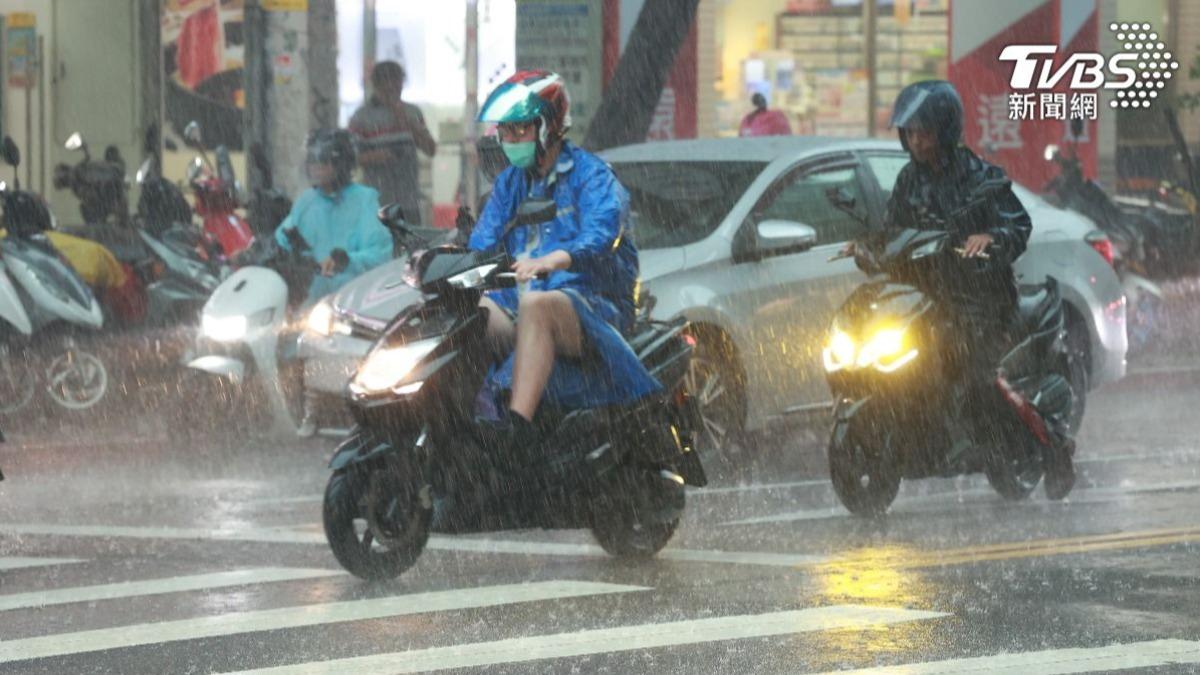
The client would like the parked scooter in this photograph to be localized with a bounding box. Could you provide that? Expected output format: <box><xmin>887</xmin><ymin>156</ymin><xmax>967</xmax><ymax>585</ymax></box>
<box><xmin>1043</xmin><ymin>120</ymin><xmax>1164</xmax><ymax>353</ymax></box>
<box><xmin>321</xmin><ymin>201</ymin><xmax>705</xmax><ymax>581</ymax></box>
<box><xmin>55</xmin><ymin>126</ymin><xmax>220</xmax><ymax>328</ymax></box>
<box><xmin>822</xmin><ymin>192</ymin><xmax>1083</xmax><ymax>515</ymax></box>
<box><xmin>181</xmin><ymin>121</ymin><xmax>256</xmax><ymax>259</ymax></box>
<box><xmin>0</xmin><ymin>136</ymin><xmax>107</xmax><ymax>413</ymax></box>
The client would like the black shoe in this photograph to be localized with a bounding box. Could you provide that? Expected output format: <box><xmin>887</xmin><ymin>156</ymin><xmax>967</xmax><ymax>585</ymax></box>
<box><xmin>1044</xmin><ymin>438</ymin><xmax>1076</xmax><ymax>500</ymax></box>
<box><xmin>477</xmin><ymin>412</ymin><xmax>543</xmax><ymax>471</ymax></box>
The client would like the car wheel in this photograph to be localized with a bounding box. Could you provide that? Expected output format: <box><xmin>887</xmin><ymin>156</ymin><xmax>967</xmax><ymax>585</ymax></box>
<box><xmin>683</xmin><ymin>331</ymin><xmax>746</xmax><ymax>461</ymax></box>
<box><xmin>1063</xmin><ymin>314</ymin><xmax>1090</xmax><ymax>434</ymax></box>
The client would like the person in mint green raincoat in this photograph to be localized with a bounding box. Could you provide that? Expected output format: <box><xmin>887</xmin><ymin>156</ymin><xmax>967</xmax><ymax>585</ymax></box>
<box><xmin>469</xmin><ymin>70</ymin><xmax>661</xmax><ymax>454</ymax></box>
<box><xmin>274</xmin><ymin>128</ymin><xmax>392</xmax><ymax>307</ymax></box>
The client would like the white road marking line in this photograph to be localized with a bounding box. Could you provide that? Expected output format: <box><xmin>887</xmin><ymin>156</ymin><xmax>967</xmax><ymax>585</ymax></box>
<box><xmin>0</xmin><ymin>556</ymin><xmax>85</xmax><ymax>571</ymax></box>
<box><xmin>721</xmin><ymin>479</ymin><xmax>1200</xmax><ymax>526</ymax></box>
<box><xmin>0</xmin><ymin>568</ymin><xmax>342</xmax><ymax>612</ymax></box>
<box><xmin>243</xmin><ymin>479</ymin><xmax>835</xmax><ymax>506</ymax></box>
<box><xmin>223</xmin><ymin>604</ymin><xmax>949</xmax><ymax>675</ymax></box>
<box><xmin>814</xmin><ymin>638</ymin><xmax>1200</xmax><ymax>674</ymax></box>
<box><xmin>0</xmin><ymin>523</ymin><xmax>830</xmax><ymax>567</ymax></box>
<box><xmin>0</xmin><ymin>580</ymin><xmax>644</xmax><ymax>664</ymax></box>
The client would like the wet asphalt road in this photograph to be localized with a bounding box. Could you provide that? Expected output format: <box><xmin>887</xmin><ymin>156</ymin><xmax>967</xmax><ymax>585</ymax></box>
<box><xmin>1</xmin><ymin>362</ymin><xmax>1199</xmax><ymax>674</ymax></box>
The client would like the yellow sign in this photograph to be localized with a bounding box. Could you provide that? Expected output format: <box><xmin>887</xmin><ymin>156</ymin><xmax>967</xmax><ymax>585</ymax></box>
<box><xmin>8</xmin><ymin>12</ymin><xmax>36</xmax><ymax>28</ymax></box>
<box><xmin>262</xmin><ymin>0</ymin><xmax>307</xmax><ymax>10</ymax></box>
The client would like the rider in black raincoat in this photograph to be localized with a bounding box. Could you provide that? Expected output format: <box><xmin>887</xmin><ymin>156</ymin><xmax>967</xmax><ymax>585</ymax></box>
<box><xmin>884</xmin><ymin>80</ymin><xmax>1032</xmax><ymax>379</ymax></box>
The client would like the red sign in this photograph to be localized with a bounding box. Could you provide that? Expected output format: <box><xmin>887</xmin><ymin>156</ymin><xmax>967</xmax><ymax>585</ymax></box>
<box><xmin>949</xmin><ymin>1</ymin><xmax>1099</xmax><ymax>191</ymax></box>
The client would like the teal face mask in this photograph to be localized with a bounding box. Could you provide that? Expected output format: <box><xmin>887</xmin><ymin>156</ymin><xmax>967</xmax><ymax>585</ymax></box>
<box><xmin>501</xmin><ymin>141</ymin><xmax>538</xmax><ymax>169</ymax></box>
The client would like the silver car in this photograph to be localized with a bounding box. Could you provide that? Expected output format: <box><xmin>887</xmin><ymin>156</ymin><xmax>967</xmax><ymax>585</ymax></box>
<box><xmin>301</xmin><ymin>137</ymin><xmax>1127</xmax><ymax>450</ymax></box>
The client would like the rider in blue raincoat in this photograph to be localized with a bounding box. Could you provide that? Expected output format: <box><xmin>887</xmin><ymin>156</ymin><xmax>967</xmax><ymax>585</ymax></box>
<box><xmin>469</xmin><ymin>70</ymin><xmax>661</xmax><ymax>454</ymax></box>
<box><xmin>275</xmin><ymin>129</ymin><xmax>392</xmax><ymax>307</ymax></box>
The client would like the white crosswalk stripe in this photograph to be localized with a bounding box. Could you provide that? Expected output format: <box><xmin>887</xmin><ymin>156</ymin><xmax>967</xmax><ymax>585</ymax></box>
<box><xmin>221</xmin><ymin>605</ymin><xmax>950</xmax><ymax>674</ymax></box>
<box><xmin>0</xmin><ymin>567</ymin><xmax>343</xmax><ymax>612</ymax></box>
<box><xmin>0</xmin><ymin>522</ymin><xmax>832</xmax><ymax>567</ymax></box>
<box><xmin>0</xmin><ymin>580</ymin><xmax>645</xmax><ymax>664</ymax></box>
<box><xmin>814</xmin><ymin>639</ymin><xmax>1200</xmax><ymax>674</ymax></box>
<box><xmin>0</xmin><ymin>556</ymin><xmax>84</xmax><ymax>571</ymax></box>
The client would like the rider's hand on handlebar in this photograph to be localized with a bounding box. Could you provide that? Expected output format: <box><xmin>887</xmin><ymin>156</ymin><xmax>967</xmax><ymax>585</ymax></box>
<box><xmin>513</xmin><ymin>250</ymin><xmax>571</xmax><ymax>282</ymax></box>
<box><xmin>961</xmin><ymin>233</ymin><xmax>994</xmax><ymax>258</ymax></box>
<box><xmin>320</xmin><ymin>258</ymin><xmax>338</xmax><ymax>277</ymax></box>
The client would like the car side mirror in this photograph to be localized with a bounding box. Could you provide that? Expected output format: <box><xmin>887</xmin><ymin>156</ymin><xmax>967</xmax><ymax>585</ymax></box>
<box><xmin>735</xmin><ymin>219</ymin><xmax>818</xmax><ymax>263</ymax></box>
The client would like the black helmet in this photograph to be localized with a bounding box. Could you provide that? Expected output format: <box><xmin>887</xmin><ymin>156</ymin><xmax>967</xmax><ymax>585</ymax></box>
<box><xmin>305</xmin><ymin>128</ymin><xmax>357</xmax><ymax>189</ymax></box>
<box><xmin>890</xmin><ymin>80</ymin><xmax>963</xmax><ymax>152</ymax></box>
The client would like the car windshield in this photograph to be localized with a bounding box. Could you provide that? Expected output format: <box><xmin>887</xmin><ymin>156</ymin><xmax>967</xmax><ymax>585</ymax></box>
<box><xmin>610</xmin><ymin>161</ymin><xmax>767</xmax><ymax>249</ymax></box>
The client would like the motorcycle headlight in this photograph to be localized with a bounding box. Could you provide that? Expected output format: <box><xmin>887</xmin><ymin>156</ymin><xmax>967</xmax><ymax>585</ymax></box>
<box><xmin>352</xmin><ymin>338</ymin><xmax>440</xmax><ymax>394</ymax></box>
<box><xmin>202</xmin><ymin>314</ymin><xmax>247</xmax><ymax>343</ymax></box>
<box><xmin>822</xmin><ymin>330</ymin><xmax>856</xmax><ymax>372</ymax></box>
<box><xmin>823</xmin><ymin>326</ymin><xmax>919</xmax><ymax>373</ymax></box>
<box><xmin>447</xmin><ymin>264</ymin><xmax>498</xmax><ymax>290</ymax></box>
<box><xmin>306</xmin><ymin>300</ymin><xmax>334</xmax><ymax>337</ymax></box>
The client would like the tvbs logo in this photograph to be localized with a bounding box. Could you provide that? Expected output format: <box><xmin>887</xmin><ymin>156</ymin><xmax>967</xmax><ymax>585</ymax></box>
<box><xmin>1000</xmin><ymin>22</ymin><xmax>1177</xmax><ymax>109</ymax></box>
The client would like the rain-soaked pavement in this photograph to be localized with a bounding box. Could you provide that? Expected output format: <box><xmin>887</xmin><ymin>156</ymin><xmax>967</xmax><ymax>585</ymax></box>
<box><xmin>1</xmin><ymin>348</ymin><xmax>1199</xmax><ymax>672</ymax></box>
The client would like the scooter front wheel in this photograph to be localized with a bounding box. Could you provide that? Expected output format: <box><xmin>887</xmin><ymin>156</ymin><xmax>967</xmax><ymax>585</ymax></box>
<box><xmin>323</xmin><ymin>462</ymin><xmax>431</xmax><ymax>581</ymax></box>
<box><xmin>828</xmin><ymin>418</ymin><xmax>901</xmax><ymax>517</ymax></box>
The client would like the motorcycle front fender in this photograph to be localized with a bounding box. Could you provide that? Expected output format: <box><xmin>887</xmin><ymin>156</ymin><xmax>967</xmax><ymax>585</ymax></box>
<box><xmin>328</xmin><ymin>430</ymin><xmax>401</xmax><ymax>471</ymax></box>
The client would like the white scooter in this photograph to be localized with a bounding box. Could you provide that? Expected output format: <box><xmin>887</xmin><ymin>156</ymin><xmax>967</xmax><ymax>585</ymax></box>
<box><xmin>183</xmin><ymin>231</ymin><xmax>317</xmax><ymax>435</ymax></box>
<box><xmin>0</xmin><ymin>136</ymin><xmax>107</xmax><ymax>414</ymax></box>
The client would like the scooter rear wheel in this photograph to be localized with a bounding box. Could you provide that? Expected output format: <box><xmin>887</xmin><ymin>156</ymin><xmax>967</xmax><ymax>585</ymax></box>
<box><xmin>323</xmin><ymin>462</ymin><xmax>431</xmax><ymax>581</ymax></box>
<box><xmin>828</xmin><ymin>419</ymin><xmax>901</xmax><ymax>517</ymax></box>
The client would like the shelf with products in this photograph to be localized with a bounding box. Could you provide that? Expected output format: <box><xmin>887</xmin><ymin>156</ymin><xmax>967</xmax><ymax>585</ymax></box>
<box><xmin>764</xmin><ymin>8</ymin><xmax>947</xmax><ymax>134</ymax></box>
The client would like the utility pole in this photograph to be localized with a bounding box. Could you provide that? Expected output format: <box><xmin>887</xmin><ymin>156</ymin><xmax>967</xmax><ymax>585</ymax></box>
<box><xmin>863</xmin><ymin>0</ymin><xmax>878</xmax><ymax>137</ymax></box>
<box><xmin>244</xmin><ymin>1</ymin><xmax>269</xmax><ymax>200</ymax></box>
<box><xmin>364</xmin><ymin>0</ymin><xmax>376</xmax><ymax>90</ymax></box>
<box><xmin>138</xmin><ymin>0</ymin><xmax>163</xmax><ymax>166</ymax></box>
<box><xmin>464</xmin><ymin>0</ymin><xmax>480</xmax><ymax>212</ymax></box>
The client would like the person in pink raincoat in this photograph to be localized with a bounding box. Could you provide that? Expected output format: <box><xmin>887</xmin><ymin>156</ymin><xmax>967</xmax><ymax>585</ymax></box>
<box><xmin>739</xmin><ymin>93</ymin><xmax>793</xmax><ymax>137</ymax></box>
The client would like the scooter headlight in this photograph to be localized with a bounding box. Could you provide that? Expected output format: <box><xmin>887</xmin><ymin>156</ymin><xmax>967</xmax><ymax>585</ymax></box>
<box><xmin>202</xmin><ymin>308</ymin><xmax>273</xmax><ymax>343</ymax></box>
<box><xmin>202</xmin><ymin>314</ymin><xmax>247</xmax><ymax>342</ymax></box>
<box><xmin>822</xmin><ymin>330</ymin><xmax>857</xmax><ymax>372</ymax></box>
<box><xmin>823</xmin><ymin>326</ymin><xmax>918</xmax><ymax>373</ymax></box>
<box><xmin>306</xmin><ymin>300</ymin><xmax>335</xmax><ymax>337</ymax></box>
<box><xmin>857</xmin><ymin>328</ymin><xmax>911</xmax><ymax>370</ymax></box>
<box><xmin>352</xmin><ymin>337</ymin><xmax>440</xmax><ymax>394</ymax></box>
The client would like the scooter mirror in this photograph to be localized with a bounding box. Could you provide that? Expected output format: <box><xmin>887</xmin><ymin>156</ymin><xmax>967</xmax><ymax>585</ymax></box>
<box><xmin>184</xmin><ymin>121</ymin><xmax>202</xmax><ymax>147</ymax></box>
<box><xmin>1</xmin><ymin>136</ymin><xmax>20</xmax><ymax>168</ymax></box>
<box><xmin>136</xmin><ymin>157</ymin><xmax>153</xmax><ymax>184</ymax></box>
<box><xmin>377</xmin><ymin>202</ymin><xmax>411</xmax><ymax>231</ymax></box>
<box><xmin>65</xmin><ymin>132</ymin><xmax>84</xmax><ymax>151</ymax></box>
<box><xmin>1043</xmin><ymin>144</ymin><xmax>1059</xmax><ymax>162</ymax></box>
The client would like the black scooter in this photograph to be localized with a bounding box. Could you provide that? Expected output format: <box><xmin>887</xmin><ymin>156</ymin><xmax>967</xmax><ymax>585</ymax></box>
<box><xmin>822</xmin><ymin>184</ymin><xmax>1083</xmax><ymax>516</ymax></box>
<box><xmin>322</xmin><ymin>200</ymin><xmax>705</xmax><ymax>580</ymax></box>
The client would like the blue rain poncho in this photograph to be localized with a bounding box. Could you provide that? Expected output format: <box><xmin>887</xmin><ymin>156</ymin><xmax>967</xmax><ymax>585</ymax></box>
<box><xmin>469</xmin><ymin>141</ymin><xmax>661</xmax><ymax>409</ymax></box>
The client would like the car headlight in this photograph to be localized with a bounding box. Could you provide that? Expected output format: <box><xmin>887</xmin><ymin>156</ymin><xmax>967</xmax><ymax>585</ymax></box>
<box><xmin>352</xmin><ymin>337</ymin><xmax>440</xmax><ymax>393</ymax></box>
<box><xmin>306</xmin><ymin>300</ymin><xmax>334</xmax><ymax>337</ymax></box>
<box><xmin>202</xmin><ymin>314</ymin><xmax>247</xmax><ymax>342</ymax></box>
<box><xmin>447</xmin><ymin>264</ymin><xmax>498</xmax><ymax>289</ymax></box>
